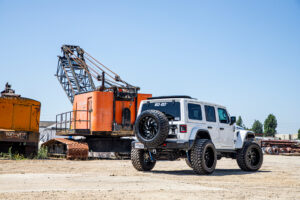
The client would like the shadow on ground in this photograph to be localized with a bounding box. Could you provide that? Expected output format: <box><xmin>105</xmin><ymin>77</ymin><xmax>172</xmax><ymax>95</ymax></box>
<box><xmin>151</xmin><ymin>169</ymin><xmax>271</xmax><ymax>176</ymax></box>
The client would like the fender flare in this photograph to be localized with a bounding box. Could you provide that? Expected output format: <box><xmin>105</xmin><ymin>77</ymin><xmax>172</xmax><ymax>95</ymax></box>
<box><xmin>235</xmin><ymin>130</ymin><xmax>255</xmax><ymax>149</ymax></box>
<box><xmin>188</xmin><ymin>127</ymin><xmax>211</xmax><ymax>149</ymax></box>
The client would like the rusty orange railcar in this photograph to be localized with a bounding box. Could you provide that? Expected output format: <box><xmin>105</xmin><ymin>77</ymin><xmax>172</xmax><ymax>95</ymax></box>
<box><xmin>0</xmin><ymin>83</ymin><xmax>41</xmax><ymax>156</ymax></box>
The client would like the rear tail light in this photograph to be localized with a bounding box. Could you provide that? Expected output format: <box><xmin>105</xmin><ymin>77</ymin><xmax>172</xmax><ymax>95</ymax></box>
<box><xmin>180</xmin><ymin>125</ymin><xmax>187</xmax><ymax>133</ymax></box>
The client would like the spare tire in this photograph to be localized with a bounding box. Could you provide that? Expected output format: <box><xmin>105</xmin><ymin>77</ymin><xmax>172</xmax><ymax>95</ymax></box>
<box><xmin>135</xmin><ymin>110</ymin><xmax>169</xmax><ymax>147</ymax></box>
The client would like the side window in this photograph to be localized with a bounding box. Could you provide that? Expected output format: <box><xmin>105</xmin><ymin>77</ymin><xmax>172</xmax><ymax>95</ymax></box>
<box><xmin>204</xmin><ymin>105</ymin><xmax>216</xmax><ymax>122</ymax></box>
<box><xmin>218</xmin><ymin>108</ymin><xmax>229</xmax><ymax>124</ymax></box>
<box><xmin>188</xmin><ymin>104</ymin><xmax>202</xmax><ymax>120</ymax></box>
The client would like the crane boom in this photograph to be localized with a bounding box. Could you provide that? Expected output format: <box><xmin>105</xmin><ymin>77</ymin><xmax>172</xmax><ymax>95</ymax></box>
<box><xmin>56</xmin><ymin>45</ymin><xmax>139</xmax><ymax>103</ymax></box>
<box><xmin>56</xmin><ymin>45</ymin><xmax>95</xmax><ymax>103</ymax></box>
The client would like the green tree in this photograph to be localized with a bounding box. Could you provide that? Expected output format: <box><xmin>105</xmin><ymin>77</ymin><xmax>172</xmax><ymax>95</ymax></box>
<box><xmin>298</xmin><ymin>129</ymin><xmax>300</xmax><ymax>140</ymax></box>
<box><xmin>264</xmin><ymin>114</ymin><xmax>277</xmax><ymax>137</ymax></box>
<box><xmin>236</xmin><ymin>116</ymin><xmax>243</xmax><ymax>127</ymax></box>
<box><xmin>236</xmin><ymin>116</ymin><xmax>249</xmax><ymax>129</ymax></box>
<box><xmin>252</xmin><ymin>120</ymin><xmax>263</xmax><ymax>134</ymax></box>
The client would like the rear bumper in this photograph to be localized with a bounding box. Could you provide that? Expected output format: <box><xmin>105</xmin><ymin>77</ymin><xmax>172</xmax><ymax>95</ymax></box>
<box><xmin>132</xmin><ymin>141</ymin><xmax>191</xmax><ymax>150</ymax></box>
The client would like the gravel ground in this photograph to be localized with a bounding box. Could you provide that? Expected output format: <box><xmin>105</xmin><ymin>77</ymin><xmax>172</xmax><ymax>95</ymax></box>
<box><xmin>0</xmin><ymin>155</ymin><xmax>299</xmax><ymax>200</ymax></box>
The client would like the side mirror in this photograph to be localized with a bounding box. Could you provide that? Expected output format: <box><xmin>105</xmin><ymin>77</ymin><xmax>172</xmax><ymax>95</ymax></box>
<box><xmin>230</xmin><ymin>116</ymin><xmax>236</xmax><ymax>125</ymax></box>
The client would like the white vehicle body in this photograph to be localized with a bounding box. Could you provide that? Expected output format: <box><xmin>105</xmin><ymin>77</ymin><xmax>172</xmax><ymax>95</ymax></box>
<box><xmin>137</xmin><ymin>97</ymin><xmax>255</xmax><ymax>152</ymax></box>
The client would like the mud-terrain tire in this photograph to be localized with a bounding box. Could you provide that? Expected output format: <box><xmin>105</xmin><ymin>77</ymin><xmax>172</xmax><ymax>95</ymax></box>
<box><xmin>236</xmin><ymin>142</ymin><xmax>263</xmax><ymax>171</ymax></box>
<box><xmin>135</xmin><ymin>110</ymin><xmax>169</xmax><ymax>147</ymax></box>
<box><xmin>131</xmin><ymin>148</ymin><xmax>156</xmax><ymax>171</ymax></box>
<box><xmin>190</xmin><ymin>139</ymin><xmax>217</xmax><ymax>175</ymax></box>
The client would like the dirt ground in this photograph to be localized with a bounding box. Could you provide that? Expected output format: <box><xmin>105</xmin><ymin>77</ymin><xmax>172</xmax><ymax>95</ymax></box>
<box><xmin>0</xmin><ymin>155</ymin><xmax>299</xmax><ymax>200</ymax></box>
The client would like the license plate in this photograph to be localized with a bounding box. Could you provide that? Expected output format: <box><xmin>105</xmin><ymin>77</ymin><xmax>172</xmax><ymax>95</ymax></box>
<box><xmin>134</xmin><ymin>143</ymin><xmax>144</xmax><ymax>149</ymax></box>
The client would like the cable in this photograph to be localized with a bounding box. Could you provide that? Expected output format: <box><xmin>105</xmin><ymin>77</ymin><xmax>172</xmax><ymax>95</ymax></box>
<box><xmin>84</xmin><ymin>51</ymin><xmax>118</xmax><ymax>76</ymax></box>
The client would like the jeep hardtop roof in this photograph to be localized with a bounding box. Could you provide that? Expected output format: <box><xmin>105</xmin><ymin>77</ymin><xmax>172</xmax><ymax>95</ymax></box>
<box><xmin>148</xmin><ymin>95</ymin><xmax>192</xmax><ymax>100</ymax></box>
<box><xmin>144</xmin><ymin>95</ymin><xmax>225</xmax><ymax>109</ymax></box>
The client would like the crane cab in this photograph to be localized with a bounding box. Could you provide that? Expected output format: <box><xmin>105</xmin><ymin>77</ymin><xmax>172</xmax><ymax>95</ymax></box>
<box><xmin>56</xmin><ymin>91</ymin><xmax>151</xmax><ymax>136</ymax></box>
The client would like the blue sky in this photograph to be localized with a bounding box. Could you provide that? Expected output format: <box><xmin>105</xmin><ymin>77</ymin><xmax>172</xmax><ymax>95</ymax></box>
<box><xmin>0</xmin><ymin>0</ymin><xmax>299</xmax><ymax>134</ymax></box>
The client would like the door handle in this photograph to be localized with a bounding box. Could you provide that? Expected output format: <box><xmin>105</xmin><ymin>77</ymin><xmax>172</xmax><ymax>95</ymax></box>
<box><xmin>220</xmin><ymin>127</ymin><xmax>224</xmax><ymax>130</ymax></box>
<box><xmin>207</xmin><ymin>126</ymin><xmax>212</xmax><ymax>129</ymax></box>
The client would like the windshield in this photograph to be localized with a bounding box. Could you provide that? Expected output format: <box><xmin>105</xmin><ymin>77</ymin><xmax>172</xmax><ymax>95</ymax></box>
<box><xmin>141</xmin><ymin>102</ymin><xmax>181</xmax><ymax>121</ymax></box>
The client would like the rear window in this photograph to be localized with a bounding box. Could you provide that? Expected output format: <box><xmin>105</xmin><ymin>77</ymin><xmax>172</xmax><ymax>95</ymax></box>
<box><xmin>141</xmin><ymin>102</ymin><xmax>181</xmax><ymax>121</ymax></box>
<box><xmin>205</xmin><ymin>105</ymin><xmax>216</xmax><ymax>122</ymax></box>
<box><xmin>188</xmin><ymin>103</ymin><xmax>202</xmax><ymax>120</ymax></box>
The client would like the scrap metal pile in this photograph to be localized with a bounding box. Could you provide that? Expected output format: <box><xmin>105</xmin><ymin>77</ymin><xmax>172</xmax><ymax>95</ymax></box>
<box><xmin>261</xmin><ymin>140</ymin><xmax>300</xmax><ymax>155</ymax></box>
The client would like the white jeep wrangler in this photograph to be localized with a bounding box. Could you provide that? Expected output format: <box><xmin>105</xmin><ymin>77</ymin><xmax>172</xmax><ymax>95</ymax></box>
<box><xmin>131</xmin><ymin>96</ymin><xmax>263</xmax><ymax>175</ymax></box>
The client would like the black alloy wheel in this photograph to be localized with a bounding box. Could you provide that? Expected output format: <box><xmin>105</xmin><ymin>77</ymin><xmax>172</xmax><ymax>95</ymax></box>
<box><xmin>139</xmin><ymin>116</ymin><xmax>158</xmax><ymax>140</ymax></box>
<box><xmin>204</xmin><ymin>146</ymin><xmax>215</xmax><ymax>169</ymax></box>
<box><xmin>246</xmin><ymin>147</ymin><xmax>260</xmax><ymax>167</ymax></box>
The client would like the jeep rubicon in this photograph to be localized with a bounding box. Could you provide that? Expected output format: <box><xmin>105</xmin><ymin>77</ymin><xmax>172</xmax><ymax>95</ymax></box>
<box><xmin>131</xmin><ymin>96</ymin><xmax>263</xmax><ymax>175</ymax></box>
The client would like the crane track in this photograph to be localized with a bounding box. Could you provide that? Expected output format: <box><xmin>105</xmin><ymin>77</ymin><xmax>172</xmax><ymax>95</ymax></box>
<box><xmin>42</xmin><ymin>138</ymin><xmax>89</xmax><ymax>160</ymax></box>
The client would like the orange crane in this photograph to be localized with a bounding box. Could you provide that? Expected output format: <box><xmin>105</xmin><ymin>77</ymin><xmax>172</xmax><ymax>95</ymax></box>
<box><xmin>43</xmin><ymin>45</ymin><xmax>151</xmax><ymax>159</ymax></box>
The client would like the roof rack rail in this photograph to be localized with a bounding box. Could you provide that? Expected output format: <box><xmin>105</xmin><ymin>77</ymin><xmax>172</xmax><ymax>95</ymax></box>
<box><xmin>148</xmin><ymin>95</ymin><xmax>192</xmax><ymax>100</ymax></box>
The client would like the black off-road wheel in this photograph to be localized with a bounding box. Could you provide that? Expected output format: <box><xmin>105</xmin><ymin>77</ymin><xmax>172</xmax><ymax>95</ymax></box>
<box><xmin>190</xmin><ymin>139</ymin><xmax>217</xmax><ymax>175</ymax></box>
<box><xmin>135</xmin><ymin>110</ymin><xmax>169</xmax><ymax>147</ymax></box>
<box><xmin>236</xmin><ymin>142</ymin><xmax>263</xmax><ymax>171</ymax></box>
<box><xmin>131</xmin><ymin>148</ymin><xmax>156</xmax><ymax>171</ymax></box>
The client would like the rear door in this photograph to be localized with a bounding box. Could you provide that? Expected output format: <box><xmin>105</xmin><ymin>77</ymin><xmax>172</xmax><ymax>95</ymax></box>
<box><xmin>204</xmin><ymin>105</ymin><xmax>220</xmax><ymax>149</ymax></box>
<box><xmin>186</xmin><ymin>103</ymin><xmax>204</xmax><ymax>141</ymax></box>
<box><xmin>217</xmin><ymin>108</ymin><xmax>235</xmax><ymax>149</ymax></box>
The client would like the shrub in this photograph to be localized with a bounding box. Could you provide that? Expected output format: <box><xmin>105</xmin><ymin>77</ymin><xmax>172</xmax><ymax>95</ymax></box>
<box><xmin>36</xmin><ymin>146</ymin><xmax>48</xmax><ymax>159</ymax></box>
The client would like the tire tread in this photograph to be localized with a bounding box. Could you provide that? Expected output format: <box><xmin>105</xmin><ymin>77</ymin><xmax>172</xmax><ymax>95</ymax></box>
<box><xmin>190</xmin><ymin>139</ymin><xmax>217</xmax><ymax>175</ymax></box>
<box><xmin>131</xmin><ymin>148</ymin><xmax>156</xmax><ymax>171</ymax></box>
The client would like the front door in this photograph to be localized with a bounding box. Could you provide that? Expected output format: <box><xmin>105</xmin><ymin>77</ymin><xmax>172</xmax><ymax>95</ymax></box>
<box><xmin>217</xmin><ymin>108</ymin><xmax>235</xmax><ymax>149</ymax></box>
